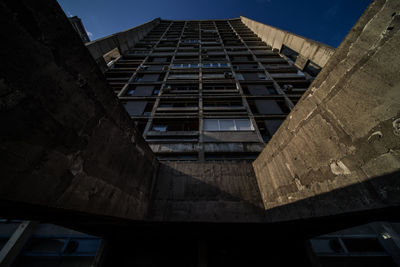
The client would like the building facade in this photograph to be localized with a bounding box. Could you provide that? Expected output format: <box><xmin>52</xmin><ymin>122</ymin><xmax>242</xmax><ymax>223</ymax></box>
<box><xmin>104</xmin><ymin>19</ymin><xmax>316</xmax><ymax>161</ymax></box>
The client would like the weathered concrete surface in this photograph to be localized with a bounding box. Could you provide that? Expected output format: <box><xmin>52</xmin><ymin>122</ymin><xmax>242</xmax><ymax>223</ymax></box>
<box><xmin>0</xmin><ymin>0</ymin><xmax>158</xmax><ymax>220</ymax></box>
<box><xmin>86</xmin><ymin>18</ymin><xmax>160</xmax><ymax>71</ymax></box>
<box><xmin>241</xmin><ymin>16</ymin><xmax>335</xmax><ymax>68</ymax></box>
<box><xmin>150</xmin><ymin>162</ymin><xmax>265</xmax><ymax>222</ymax></box>
<box><xmin>253</xmin><ymin>0</ymin><xmax>400</xmax><ymax>222</ymax></box>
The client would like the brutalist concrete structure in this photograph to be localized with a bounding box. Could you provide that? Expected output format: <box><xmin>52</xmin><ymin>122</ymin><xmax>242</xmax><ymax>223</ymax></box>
<box><xmin>0</xmin><ymin>0</ymin><xmax>400</xmax><ymax>266</ymax></box>
<box><xmin>95</xmin><ymin>18</ymin><xmax>329</xmax><ymax>164</ymax></box>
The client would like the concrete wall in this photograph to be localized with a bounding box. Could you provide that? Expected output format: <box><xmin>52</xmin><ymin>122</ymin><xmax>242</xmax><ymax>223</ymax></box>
<box><xmin>253</xmin><ymin>0</ymin><xmax>400</xmax><ymax>222</ymax></box>
<box><xmin>240</xmin><ymin>16</ymin><xmax>335</xmax><ymax>69</ymax></box>
<box><xmin>0</xmin><ymin>0</ymin><xmax>158</xmax><ymax>220</ymax></box>
<box><xmin>85</xmin><ymin>18</ymin><xmax>160</xmax><ymax>71</ymax></box>
<box><xmin>150</xmin><ymin>161</ymin><xmax>265</xmax><ymax>222</ymax></box>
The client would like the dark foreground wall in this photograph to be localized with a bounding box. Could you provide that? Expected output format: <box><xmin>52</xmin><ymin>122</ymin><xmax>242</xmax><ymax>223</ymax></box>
<box><xmin>253</xmin><ymin>0</ymin><xmax>400</xmax><ymax>221</ymax></box>
<box><xmin>0</xmin><ymin>0</ymin><xmax>158</xmax><ymax>220</ymax></box>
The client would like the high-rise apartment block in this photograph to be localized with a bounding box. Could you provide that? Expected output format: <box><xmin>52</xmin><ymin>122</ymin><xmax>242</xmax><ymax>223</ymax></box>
<box><xmin>103</xmin><ymin>19</ymin><xmax>315</xmax><ymax>161</ymax></box>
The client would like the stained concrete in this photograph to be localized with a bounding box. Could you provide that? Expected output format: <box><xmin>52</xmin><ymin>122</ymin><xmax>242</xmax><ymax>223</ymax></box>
<box><xmin>253</xmin><ymin>0</ymin><xmax>400</xmax><ymax>222</ymax></box>
<box><xmin>0</xmin><ymin>0</ymin><xmax>158</xmax><ymax>220</ymax></box>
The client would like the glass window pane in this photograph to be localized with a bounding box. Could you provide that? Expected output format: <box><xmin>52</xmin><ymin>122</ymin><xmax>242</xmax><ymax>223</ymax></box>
<box><xmin>235</xmin><ymin>119</ymin><xmax>252</xmax><ymax>131</ymax></box>
<box><xmin>204</xmin><ymin>119</ymin><xmax>219</xmax><ymax>131</ymax></box>
<box><xmin>159</xmin><ymin>103</ymin><xmax>173</xmax><ymax>107</ymax></box>
<box><xmin>153</xmin><ymin>125</ymin><xmax>167</xmax><ymax>132</ymax></box>
<box><xmin>220</xmin><ymin>119</ymin><xmax>235</xmax><ymax>130</ymax></box>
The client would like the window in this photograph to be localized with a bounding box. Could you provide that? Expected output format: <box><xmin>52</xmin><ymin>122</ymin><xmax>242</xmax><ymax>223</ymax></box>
<box><xmin>124</xmin><ymin>101</ymin><xmax>147</xmax><ymax>116</ymax></box>
<box><xmin>203</xmin><ymin>119</ymin><xmax>253</xmax><ymax>131</ymax></box>
<box><xmin>238</xmin><ymin>72</ymin><xmax>268</xmax><ymax>81</ymax></box>
<box><xmin>236</xmin><ymin>119</ymin><xmax>252</xmax><ymax>130</ymax></box>
<box><xmin>21</xmin><ymin>236</ymin><xmax>101</xmax><ymax>257</ymax></box>
<box><xmin>220</xmin><ymin>120</ymin><xmax>235</xmax><ymax>130</ymax></box>
<box><xmin>159</xmin><ymin>103</ymin><xmax>173</xmax><ymax>108</ymax></box>
<box><xmin>202</xmin><ymin>63</ymin><xmax>230</xmax><ymax>68</ymax></box>
<box><xmin>245</xmin><ymin>85</ymin><xmax>276</xmax><ymax>95</ymax></box>
<box><xmin>171</xmin><ymin>63</ymin><xmax>199</xmax><ymax>69</ymax></box>
<box><xmin>151</xmin><ymin>119</ymin><xmax>199</xmax><ymax>132</ymax></box>
<box><xmin>203</xmin><ymin>73</ymin><xmax>226</xmax><ymax>79</ymax></box>
<box><xmin>183</xmin><ymin>39</ymin><xmax>200</xmax><ymax>43</ymax></box>
<box><xmin>135</xmin><ymin>74</ymin><xmax>160</xmax><ymax>82</ymax></box>
<box><xmin>152</xmin><ymin>57</ymin><xmax>168</xmax><ymax>62</ymax></box>
<box><xmin>203</xmin><ymin>101</ymin><xmax>243</xmax><ymax>107</ymax></box>
<box><xmin>125</xmin><ymin>85</ymin><xmax>156</xmax><ymax>96</ymax></box>
<box><xmin>168</xmin><ymin>73</ymin><xmax>198</xmax><ymax>79</ymax></box>
<box><xmin>281</xmin><ymin>45</ymin><xmax>298</xmax><ymax>62</ymax></box>
<box><xmin>203</xmin><ymin>119</ymin><xmax>218</xmax><ymax>131</ymax></box>
<box><xmin>304</xmin><ymin>60</ymin><xmax>322</xmax><ymax>77</ymax></box>
<box><xmin>152</xmin><ymin>125</ymin><xmax>167</xmax><ymax>132</ymax></box>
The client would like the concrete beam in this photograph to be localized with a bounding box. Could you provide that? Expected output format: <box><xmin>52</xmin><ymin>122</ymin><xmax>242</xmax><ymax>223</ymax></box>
<box><xmin>0</xmin><ymin>221</ymin><xmax>37</xmax><ymax>267</ymax></box>
<box><xmin>240</xmin><ymin>16</ymin><xmax>335</xmax><ymax>68</ymax></box>
<box><xmin>253</xmin><ymin>0</ymin><xmax>400</xmax><ymax>222</ymax></box>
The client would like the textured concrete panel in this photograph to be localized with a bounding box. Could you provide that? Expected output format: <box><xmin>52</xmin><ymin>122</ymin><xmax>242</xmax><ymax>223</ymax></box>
<box><xmin>253</xmin><ymin>0</ymin><xmax>400</xmax><ymax>222</ymax></box>
<box><xmin>150</xmin><ymin>162</ymin><xmax>265</xmax><ymax>222</ymax></box>
<box><xmin>0</xmin><ymin>0</ymin><xmax>158</xmax><ymax>220</ymax></box>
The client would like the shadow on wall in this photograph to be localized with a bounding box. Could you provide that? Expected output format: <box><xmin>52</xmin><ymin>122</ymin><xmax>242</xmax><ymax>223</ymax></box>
<box><xmin>0</xmin><ymin>166</ymin><xmax>399</xmax><ymax>242</ymax></box>
<box><xmin>262</xmin><ymin>169</ymin><xmax>400</xmax><ymax>235</ymax></box>
<box><xmin>149</xmin><ymin>161</ymin><xmax>266</xmax><ymax>222</ymax></box>
<box><xmin>149</xmin><ymin>164</ymin><xmax>400</xmax><ymax>238</ymax></box>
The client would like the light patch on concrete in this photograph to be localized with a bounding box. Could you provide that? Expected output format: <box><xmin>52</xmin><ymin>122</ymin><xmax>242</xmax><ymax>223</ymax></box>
<box><xmin>393</xmin><ymin>118</ymin><xmax>400</xmax><ymax>136</ymax></box>
<box><xmin>294</xmin><ymin>178</ymin><xmax>305</xmax><ymax>191</ymax></box>
<box><xmin>285</xmin><ymin>162</ymin><xmax>295</xmax><ymax>178</ymax></box>
<box><xmin>69</xmin><ymin>153</ymin><xmax>84</xmax><ymax>176</ymax></box>
<box><xmin>368</xmin><ymin>131</ymin><xmax>383</xmax><ymax>142</ymax></box>
<box><xmin>330</xmin><ymin>160</ymin><xmax>351</xmax><ymax>175</ymax></box>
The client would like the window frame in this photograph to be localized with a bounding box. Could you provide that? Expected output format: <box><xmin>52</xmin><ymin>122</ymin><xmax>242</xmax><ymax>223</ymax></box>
<box><xmin>203</xmin><ymin>118</ymin><xmax>254</xmax><ymax>131</ymax></box>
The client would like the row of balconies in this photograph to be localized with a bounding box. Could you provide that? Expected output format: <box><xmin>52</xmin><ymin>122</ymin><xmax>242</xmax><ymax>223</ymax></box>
<box><xmin>121</xmin><ymin>96</ymin><xmax>295</xmax><ymax>119</ymax></box>
<box><xmin>107</xmin><ymin>69</ymin><xmax>306</xmax><ymax>85</ymax></box>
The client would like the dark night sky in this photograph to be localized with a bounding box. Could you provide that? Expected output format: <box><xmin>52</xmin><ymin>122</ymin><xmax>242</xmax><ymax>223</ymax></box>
<box><xmin>58</xmin><ymin>0</ymin><xmax>372</xmax><ymax>47</ymax></box>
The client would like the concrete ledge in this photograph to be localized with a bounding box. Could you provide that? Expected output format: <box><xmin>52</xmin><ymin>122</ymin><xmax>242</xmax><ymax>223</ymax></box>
<box><xmin>241</xmin><ymin>16</ymin><xmax>335</xmax><ymax>68</ymax></box>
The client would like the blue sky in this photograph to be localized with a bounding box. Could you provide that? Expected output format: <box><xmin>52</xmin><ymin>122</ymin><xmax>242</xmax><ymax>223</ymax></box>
<box><xmin>58</xmin><ymin>0</ymin><xmax>371</xmax><ymax>47</ymax></box>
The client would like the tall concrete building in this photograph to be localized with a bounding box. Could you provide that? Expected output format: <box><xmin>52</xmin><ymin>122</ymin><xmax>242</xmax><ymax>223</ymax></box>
<box><xmin>98</xmin><ymin>18</ymin><xmax>326</xmax><ymax>162</ymax></box>
<box><xmin>1</xmin><ymin>0</ymin><xmax>400</xmax><ymax>266</ymax></box>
